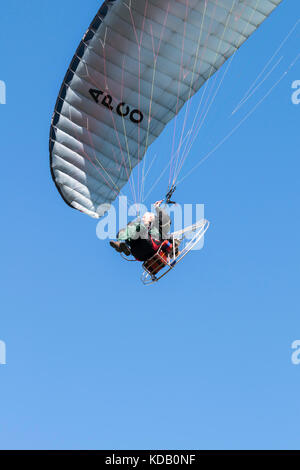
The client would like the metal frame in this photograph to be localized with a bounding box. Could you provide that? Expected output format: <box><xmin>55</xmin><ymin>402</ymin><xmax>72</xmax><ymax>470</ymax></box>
<box><xmin>141</xmin><ymin>219</ymin><xmax>210</xmax><ymax>285</ymax></box>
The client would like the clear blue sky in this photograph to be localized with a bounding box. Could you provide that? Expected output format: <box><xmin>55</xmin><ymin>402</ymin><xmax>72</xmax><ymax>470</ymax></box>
<box><xmin>0</xmin><ymin>0</ymin><xmax>299</xmax><ymax>450</ymax></box>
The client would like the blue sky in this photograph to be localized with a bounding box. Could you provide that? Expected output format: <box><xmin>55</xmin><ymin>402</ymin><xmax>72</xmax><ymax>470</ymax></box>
<box><xmin>0</xmin><ymin>0</ymin><xmax>300</xmax><ymax>450</ymax></box>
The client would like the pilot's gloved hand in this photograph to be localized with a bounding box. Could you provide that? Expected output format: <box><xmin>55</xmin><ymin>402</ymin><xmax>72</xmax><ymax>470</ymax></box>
<box><xmin>154</xmin><ymin>200</ymin><xmax>164</xmax><ymax>208</ymax></box>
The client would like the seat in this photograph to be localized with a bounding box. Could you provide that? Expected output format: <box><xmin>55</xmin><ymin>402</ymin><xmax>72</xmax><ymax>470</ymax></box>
<box><xmin>143</xmin><ymin>241</ymin><xmax>173</xmax><ymax>275</ymax></box>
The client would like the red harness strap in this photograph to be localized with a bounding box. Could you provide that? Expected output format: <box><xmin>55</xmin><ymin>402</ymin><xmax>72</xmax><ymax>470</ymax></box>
<box><xmin>150</xmin><ymin>237</ymin><xmax>161</xmax><ymax>251</ymax></box>
<box><xmin>151</xmin><ymin>238</ymin><xmax>173</xmax><ymax>253</ymax></box>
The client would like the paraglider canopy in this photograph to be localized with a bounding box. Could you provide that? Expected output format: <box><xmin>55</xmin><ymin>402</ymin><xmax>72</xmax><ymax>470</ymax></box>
<box><xmin>50</xmin><ymin>0</ymin><xmax>282</xmax><ymax>218</ymax></box>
